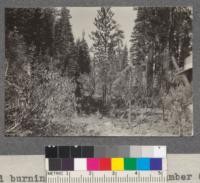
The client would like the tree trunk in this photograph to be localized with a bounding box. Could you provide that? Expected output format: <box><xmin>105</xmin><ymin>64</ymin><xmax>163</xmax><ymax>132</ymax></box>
<box><xmin>128</xmin><ymin>69</ymin><xmax>132</xmax><ymax>125</ymax></box>
<box><xmin>5</xmin><ymin>59</ymin><xmax>9</xmax><ymax>77</ymax></box>
<box><xmin>102</xmin><ymin>84</ymin><xmax>107</xmax><ymax>106</ymax></box>
<box><xmin>146</xmin><ymin>49</ymin><xmax>154</xmax><ymax>97</ymax></box>
<box><xmin>171</xmin><ymin>56</ymin><xmax>190</xmax><ymax>87</ymax></box>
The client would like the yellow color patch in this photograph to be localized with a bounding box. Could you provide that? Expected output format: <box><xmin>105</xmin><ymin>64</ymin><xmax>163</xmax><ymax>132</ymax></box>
<box><xmin>111</xmin><ymin>158</ymin><xmax>124</xmax><ymax>171</ymax></box>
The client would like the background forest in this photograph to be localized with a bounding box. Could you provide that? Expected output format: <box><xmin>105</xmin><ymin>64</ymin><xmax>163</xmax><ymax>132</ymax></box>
<box><xmin>5</xmin><ymin>7</ymin><xmax>192</xmax><ymax>136</ymax></box>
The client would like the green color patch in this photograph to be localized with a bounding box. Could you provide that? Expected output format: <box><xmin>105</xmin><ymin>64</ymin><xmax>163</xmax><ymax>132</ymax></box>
<box><xmin>124</xmin><ymin>158</ymin><xmax>136</xmax><ymax>170</ymax></box>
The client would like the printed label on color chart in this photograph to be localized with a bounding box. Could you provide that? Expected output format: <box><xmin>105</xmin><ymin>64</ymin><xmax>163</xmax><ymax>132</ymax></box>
<box><xmin>45</xmin><ymin>146</ymin><xmax>167</xmax><ymax>183</ymax></box>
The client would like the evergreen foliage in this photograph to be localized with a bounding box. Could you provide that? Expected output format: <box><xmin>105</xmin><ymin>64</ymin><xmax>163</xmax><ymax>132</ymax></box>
<box><xmin>54</xmin><ymin>8</ymin><xmax>78</xmax><ymax>77</ymax></box>
<box><xmin>5</xmin><ymin>8</ymin><xmax>55</xmax><ymax>55</ymax></box>
<box><xmin>130</xmin><ymin>7</ymin><xmax>192</xmax><ymax>95</ymax></box>
<box><xmin>91</xmin><ymin>7</ymin><xmax>124</xmax><ymax>105</ymax></box>
<box><xmin>75</xmin><ymin>36</ymin><xmax>91</xmax><ymax>74</ymax></box>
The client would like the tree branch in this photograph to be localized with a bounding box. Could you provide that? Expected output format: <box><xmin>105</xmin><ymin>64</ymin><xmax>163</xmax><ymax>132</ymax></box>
<box><xmin>5</xmin><ymin>80</ymin><xmax>21</xmax><ymax>91</ymax></box>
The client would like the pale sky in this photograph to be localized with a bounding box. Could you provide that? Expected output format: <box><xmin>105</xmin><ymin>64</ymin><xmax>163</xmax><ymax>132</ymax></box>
<box><xmin>68</xmin><ymin>7</ymin><xmax>137</xmax><ymax>50</ymax></box>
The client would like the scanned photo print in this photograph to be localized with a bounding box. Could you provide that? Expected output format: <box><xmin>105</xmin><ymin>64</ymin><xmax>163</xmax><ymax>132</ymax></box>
<box><xmin>5</xmin><ymin>7</ymin><xmax>193</xmax><ymax>136</ymax></box>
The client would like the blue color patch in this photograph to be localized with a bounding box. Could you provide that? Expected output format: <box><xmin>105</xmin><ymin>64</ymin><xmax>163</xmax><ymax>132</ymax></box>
<box><xmin>150</xmin><ymin>158</ymin><xmax>162</xmax><ymax>170</ymax></box>
<box><xmin>136</xmin><ymin>158</ymin><xmax>150</xmax><ymax>170</ymax></box>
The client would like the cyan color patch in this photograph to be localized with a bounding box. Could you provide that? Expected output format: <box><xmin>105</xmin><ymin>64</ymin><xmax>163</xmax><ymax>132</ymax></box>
<box><xmin>136</xmin><ymin>158</ymin><xmax>150</xmax><ymax>170</ymax></box>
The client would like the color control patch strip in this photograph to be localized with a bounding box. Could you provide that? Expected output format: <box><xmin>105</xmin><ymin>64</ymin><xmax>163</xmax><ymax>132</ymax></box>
<box><xmin>46</xmin><ymin>157</ymin><xmax>163</xmax><ymax>171</ymax></box>
<box><xmin>45</xmin><ymin>146</ymin><xmax>166</xmax><ymax>171</ymax></box>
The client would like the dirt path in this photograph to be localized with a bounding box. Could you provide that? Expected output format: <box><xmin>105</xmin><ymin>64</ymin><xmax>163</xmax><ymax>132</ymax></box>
<box><xmin>62</xmin><ymin>114</ymin><xmax>176</xmax><ymax>136</ymax></box>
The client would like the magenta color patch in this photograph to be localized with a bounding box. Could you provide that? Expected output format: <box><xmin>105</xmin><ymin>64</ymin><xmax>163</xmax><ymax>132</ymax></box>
<box><xmin>87</xmin><ymin>158</ymin><xmax>99</xmax><ymax>170</ymax></box>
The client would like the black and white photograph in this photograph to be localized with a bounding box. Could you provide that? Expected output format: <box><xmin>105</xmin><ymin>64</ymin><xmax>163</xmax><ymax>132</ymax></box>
<box><xmin>5</xmin><ymin>7</ymin><xmax>193</xmax><ymax>136</ymax></box>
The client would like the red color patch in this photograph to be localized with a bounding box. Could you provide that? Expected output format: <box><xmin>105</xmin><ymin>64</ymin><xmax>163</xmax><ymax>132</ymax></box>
<box><xmin>99</xmin><ymin>158</ymin><xmax>111</xmax><ymax>170</ymax></box>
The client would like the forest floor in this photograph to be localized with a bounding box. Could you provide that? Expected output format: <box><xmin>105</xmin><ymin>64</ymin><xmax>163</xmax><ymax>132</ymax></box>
<box><xmin>52</xmin><ymin>108</ymin><xmax>181</xmax><ymax>136</ymax></box>
<box><xmin>7</xmin><ymin>108</ymin><xmax>192</xmax><ymax>136</ymax></box>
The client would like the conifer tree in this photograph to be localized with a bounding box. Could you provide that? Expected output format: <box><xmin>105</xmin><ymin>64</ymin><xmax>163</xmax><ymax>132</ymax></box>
<box><xmin>120</xmin><ymin>45</ymin><xmax>128</xmax><ymax>70</ymax></box>
<box><xmin>5</xmin><ymin>8</ymin><xmax>55</xmax><ymax>56</ymax></box>
<box><xmin>75</xmin><ymin>35</ymin><xmax>91</xmax><ymax>74</ymax></box>
<box><xmin>91</xmin><ymin>7</ymin><xmax>124</xmax><ymax>105</ymax></box>
<box><xmin>74</xmin><ymin>36</ymin><xmax>91</xmax><ymax>98</ymax></box>
<box><xmin>54</xmin><ymin>8</ymin><xmax>77</xmax><ymax>76</ymax></box>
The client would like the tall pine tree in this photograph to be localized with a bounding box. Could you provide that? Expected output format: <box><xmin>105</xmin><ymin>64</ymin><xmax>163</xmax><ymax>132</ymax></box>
<box><xmin>75</xmin><ymin>35</ymin><xmax>91</xmax><ymax>74</ymax></box>
<box><xmin>54</xmin><ymin>7</ymin><xmax>77</xmax><ymax>77</ymax></box>
<box><xmin>75</xmin><ymin>35</ymin><xmax>91</xmax><ymax>98</ymax></box>
<box><xmin>91</xmin><ymin>7</ymin><xmax>124</xmax><ymax>105</ymax></box>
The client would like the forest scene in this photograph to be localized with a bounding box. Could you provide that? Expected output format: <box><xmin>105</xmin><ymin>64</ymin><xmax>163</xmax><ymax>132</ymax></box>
<box><xmin>5</xmin><ymin>7</ymin><xmax>193</xmax><ymax>136</ymax></box>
